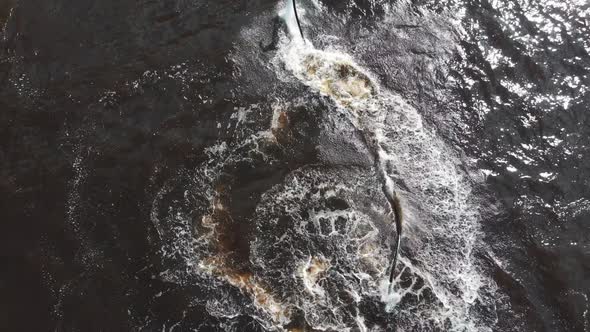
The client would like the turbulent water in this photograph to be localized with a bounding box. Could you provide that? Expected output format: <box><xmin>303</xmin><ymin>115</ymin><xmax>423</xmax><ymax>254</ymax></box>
<box><xmin>1</xmin><ymin>0</ymin><xmax>589</xmax><ymax>331</ymax></box>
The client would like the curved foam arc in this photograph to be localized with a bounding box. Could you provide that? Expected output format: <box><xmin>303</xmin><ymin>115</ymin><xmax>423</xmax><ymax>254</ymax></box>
<box><xmin>274</xmin><ymin>3</ymin><xmax>498</xmax><ymax>331</ymax></box>
<box><xmin>195</xmin><ymin>189</ymin><xmax>292</xmax><ymax>325</ymax></box>
<box><xmin>197</xmin><ymin>135</ymin><xmax>297</xmax><ymax>327</ymax></box>
<box><xmin>148</xmin><ymin>101</ymin><xmax>299</xmax><ymax>329</ymax></box>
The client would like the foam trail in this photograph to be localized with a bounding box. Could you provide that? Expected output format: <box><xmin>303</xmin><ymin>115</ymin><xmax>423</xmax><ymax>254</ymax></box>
<box><xmin>271</xmin><ymin>5</ymin><xmax>498</xmax><ymax>328</ymax></box>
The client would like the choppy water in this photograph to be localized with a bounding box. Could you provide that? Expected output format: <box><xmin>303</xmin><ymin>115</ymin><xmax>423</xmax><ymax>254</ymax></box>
<box><xmin>1</xmin><ymin>0</ymin><xmax>589</xmax><ymax>331</ymax></box>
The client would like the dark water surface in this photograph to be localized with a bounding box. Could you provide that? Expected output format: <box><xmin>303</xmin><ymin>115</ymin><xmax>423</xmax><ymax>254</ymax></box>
<box><xmin>1</xmin><ymin>0</ymin><xmax>589</xmax><ymax>331</ymax></box>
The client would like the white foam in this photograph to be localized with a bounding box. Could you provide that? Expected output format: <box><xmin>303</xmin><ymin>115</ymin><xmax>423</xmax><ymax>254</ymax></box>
<box><xmin>148</xmin><ymin>1</ymin><xmax>503</xmax><ymax>330</ymax></box>
<box><xmin>270</xmin><ymin>2</ymin><xmax>500</xmax><ymax>330</ymax></box>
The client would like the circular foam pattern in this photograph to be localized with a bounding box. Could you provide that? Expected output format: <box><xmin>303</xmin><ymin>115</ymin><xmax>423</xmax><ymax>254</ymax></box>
<box><xmin>250</xmin><ymin>165</ymin><xmax>393</xmax><ymax>330</ymax></box>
